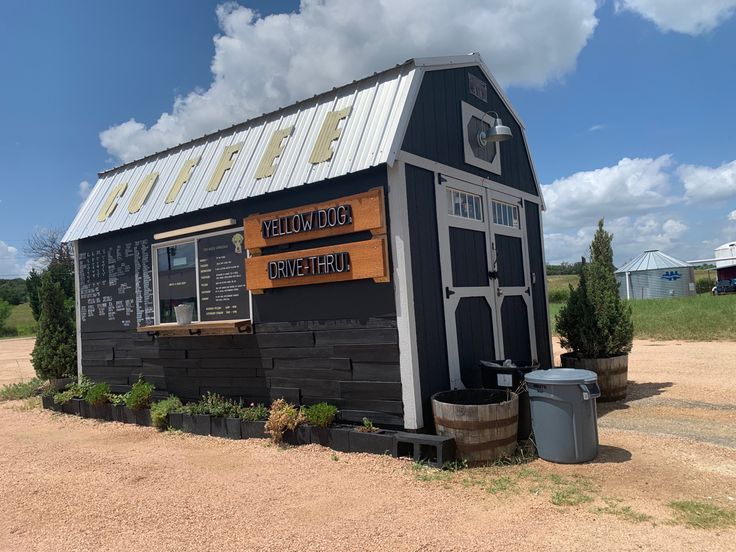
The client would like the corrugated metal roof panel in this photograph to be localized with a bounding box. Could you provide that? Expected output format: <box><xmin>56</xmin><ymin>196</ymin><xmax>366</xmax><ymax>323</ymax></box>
<box><xmin>64</xmin><ymin>53</ymin><xmax>542</xmax><ymax>242</ymax></box>
<box><xmin>63</xmin><ymin>63</ymin><xmax>419</xmax><ymax>242</ymax></box>
<box><xmin>615</xmin><ymin>250</ymin><xmax>691</xmax><ymax>273</ymax></box>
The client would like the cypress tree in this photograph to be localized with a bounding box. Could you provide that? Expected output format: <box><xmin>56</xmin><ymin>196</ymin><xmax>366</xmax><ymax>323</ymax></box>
<box><xmin>31</xmin><ymin>272</ymin><xmax>77</xmax><ymax>380</ymax></box>
<box><xmin>556</xmin><ymin>219</ymin><xmax>633</xmax><ymax>358</ymax></box>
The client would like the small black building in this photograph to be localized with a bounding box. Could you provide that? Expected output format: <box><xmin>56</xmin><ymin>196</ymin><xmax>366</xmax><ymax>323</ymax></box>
<box><xmin>63</xmin><ymin>54</ymin><xmax>551</xmax><ymax>431</ymax></box>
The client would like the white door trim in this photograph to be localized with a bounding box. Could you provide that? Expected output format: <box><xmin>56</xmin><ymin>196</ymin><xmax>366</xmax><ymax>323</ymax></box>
<box><xmin>436</xmin><ymin>175</ymin><xmax>501</xmax><ymax>388</ymax></box>
<box><xmin>397</xmin><ymin>150</ymin><xmax>541</xmax><ymax>206</ymax></box>
<box><xmin>386</xmin><ymin>160</ymin><xmax>424</xmax><ymax>430</ymax></box>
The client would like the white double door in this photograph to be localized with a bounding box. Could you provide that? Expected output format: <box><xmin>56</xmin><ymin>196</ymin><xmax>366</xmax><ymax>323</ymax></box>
<box><xmin>435</xmin><ymin>174</ymin><xmax>537</xmax><ymax>389</ymax></box>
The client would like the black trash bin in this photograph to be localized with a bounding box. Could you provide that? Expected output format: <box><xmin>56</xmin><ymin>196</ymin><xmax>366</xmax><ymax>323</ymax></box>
<box><xmin>480</xmin><ymin>360</ymin><xmax>537</xmax><ymax>442</ymax></box>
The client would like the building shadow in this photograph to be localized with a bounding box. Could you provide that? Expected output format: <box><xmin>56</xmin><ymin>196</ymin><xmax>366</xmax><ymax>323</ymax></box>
<box><xmin>597</xmin><ymin>380</ymin><xmax>673</xmax><ymax>418</ymax></box>
<box><xmin>590</xmin><ymin>444</ymin><xmax>632</xmax><ymax>464</ymax></box>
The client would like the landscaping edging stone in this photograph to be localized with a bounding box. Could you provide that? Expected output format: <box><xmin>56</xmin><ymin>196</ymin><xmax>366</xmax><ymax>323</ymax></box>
<box><xmin>168</xmin><ymin>412</ymin><xmax>184</xmax><ymax>430</ymax></box>
<box><xmin>182</xmin><ymin>413</ymin><xmax>211</xmax><ymax>435</ymax></box>
<box><xmin>241</xmin><ymin>420</ymin><xmax>266</xmax><ymax>439</ymax></box>
<box><xmin>211</xmin><ymin>416</ymin><xmax>242</xmax><ymax>439</ymax></box>
<box><xmin>40</xmin><ymin>402</ymin><xmax>456</xmax><ymax>465</ymax></box>
<box><xmin>111</xmin><ymin>404</ymin><xmax>126</xmax><ymax>423</ymax></box>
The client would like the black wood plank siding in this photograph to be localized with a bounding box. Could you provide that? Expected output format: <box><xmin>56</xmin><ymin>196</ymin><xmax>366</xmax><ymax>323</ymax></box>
<box><xmin>81</xmin><ymin>319</ymin><xmax>404</xmax><ymax>427</ymax></box>
<box><xmin>402</xmin><ymin>66</ymin><xmax>537</xmax><ymax>196</ymax></box>
<box><xmin>524</xmin><ymin>200</ymin><xmax>552</xmax><ymax>367</ymax></box>
<box><xmin>78</xmin><ymin>167</ymin><xmax>404</xmax><ymax>427</ymax></box>
<box><xmin>404</xmin><ymin>164</ymin><xmax>449</xmax><ymax>429</ymax></box>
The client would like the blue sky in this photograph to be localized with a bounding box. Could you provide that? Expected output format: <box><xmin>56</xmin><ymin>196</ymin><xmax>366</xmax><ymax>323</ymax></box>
<box><xmin>1</xmin><ymin>0</ymin><xmax>735</xmax><ymax>276</ymax></box>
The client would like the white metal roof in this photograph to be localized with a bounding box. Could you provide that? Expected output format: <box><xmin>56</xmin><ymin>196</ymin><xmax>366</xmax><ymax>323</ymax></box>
<box><xmin>615</xmin><ymin>250</ymin><xmax>691</xmax><ymax>273</ymax></box>
<box><xmin>63</xmin><ymin>54</ymin><xmax>537</xmax><ymax>242</ymax></box>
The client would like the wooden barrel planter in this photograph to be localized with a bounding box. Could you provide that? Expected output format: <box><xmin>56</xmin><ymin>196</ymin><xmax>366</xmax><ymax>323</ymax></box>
<box><xmin>431</xmin><ymin>389</ymin><xmax>518</xmax><ymax>463</ymax></box>
<box><xmin>560</xmin><ymin>353</ymin><xmax>628</xmax><ymax>402</ymax></box>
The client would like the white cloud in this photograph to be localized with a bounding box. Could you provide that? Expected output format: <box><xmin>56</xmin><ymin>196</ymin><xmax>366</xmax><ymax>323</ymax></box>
<box><xmin>679</xmin><ymin>159</ymin><xmax>736</xmax><ymax>201</ymax></box>
<box><xmin>78</xmin><ymin>180</ymin><xmax>91</xmax><ymax>201</ymax></box>
<box><xmin>0</xmin><ymin>240</ymin><xmax>34</xmax><ymax>278</ymax></box>
<box><xmin>588</xmin><ymin>124</ymin><xmax>605</xmax><ymax>132</ymax></box>
<box><xmin>545</xmin><ymin>214</ymin><xmax>689</xmax><ymax>265</ymax></box>
<box><xmin>615</xmin><ymin>0</ymin><xmax>736</xmax><ymax>35</ymax></box>
<box><xmin>100</xmin><ymin>0</ymin><xmax>599</xmax><ymax>162</ymax></box>
<box><xmin>542</xmin><ymin>155</ymin><xmax>676</xmax><ymax>232</ymax></box>
<box><xmin>728</xmin><ymin>210</ymin><xmax>736</xmax><ymax>221</ymax></box>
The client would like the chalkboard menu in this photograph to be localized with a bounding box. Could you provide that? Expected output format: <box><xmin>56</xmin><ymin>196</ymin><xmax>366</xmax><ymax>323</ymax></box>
<box><xmin>197</xmin><ymin>231</ymin><xmax>249</xmax><ymax>321</ymax></box>
<box><xmin>78</xmin><ymin>239</ymin><xmax>154</xmax><ymax>331</ymax></box>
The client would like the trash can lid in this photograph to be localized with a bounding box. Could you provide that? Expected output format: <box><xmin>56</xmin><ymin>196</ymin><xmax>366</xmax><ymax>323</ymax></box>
<box><xmin>524</xmin><ymin>368</ymin><xmax>597</xmax><ymax>385</ymax></box>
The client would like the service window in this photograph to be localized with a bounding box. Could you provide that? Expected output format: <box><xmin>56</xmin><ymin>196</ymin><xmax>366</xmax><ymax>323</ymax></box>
<box><xmin>152</xmin><ymin>229</ymin><xmax>249</xmax><ymax>324</ymax></box>
<box><xmin>156</xmin><ymin>242</ymin><xmax>198</xmax><ymax>323</ymax></box>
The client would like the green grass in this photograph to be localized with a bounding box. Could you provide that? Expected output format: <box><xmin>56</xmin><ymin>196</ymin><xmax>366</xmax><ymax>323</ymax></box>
<box><xmin>1</xmin><ymin>303</ymin><xmax>37</xmax><ymax>338</ymax></box>
<box><xmin>595</xmin><ymin>498</ymin><xmax>653</xmax><ymax>523</ymax></box>
<box><xmin>0</xmin><ymin>377</ymin><xmax>42</xmax><ymax>401</ymax></box>
<box><xmin>668</xmin><ymin>500</ymin><xmax>736</xmax><ymax>529</ymax></box>
<box><xmin>547</xmin><ymin>274</ymin><xmax>578</xmax><ymax>294</ymax></box>
<box><xmin>549</xmin><ymin>294</ymin><xmax>736</xmax><ymax>341</ymax></box>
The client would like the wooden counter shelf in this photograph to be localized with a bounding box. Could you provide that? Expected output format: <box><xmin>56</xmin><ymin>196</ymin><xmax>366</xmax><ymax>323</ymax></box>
<box><xmin>137</xmin><ymin>319</ymin><xmax>253</xmax><ymax>337</ymax></box>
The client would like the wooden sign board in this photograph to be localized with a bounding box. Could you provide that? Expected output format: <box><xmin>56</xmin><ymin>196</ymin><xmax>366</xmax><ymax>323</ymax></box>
<box><xmin>245</xmin><ymin>237</ymin><xmax>389</xmax><ymax>292</ymax></box>
<box><xmin>244</xmin><ymin>187</ymin><xmax>385</xmax><ymax>252</ymax></box>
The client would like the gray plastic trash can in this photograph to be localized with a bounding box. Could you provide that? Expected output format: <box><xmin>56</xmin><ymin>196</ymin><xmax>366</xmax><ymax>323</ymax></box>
<box><xmin>525</xmin><ymin>369</ymin><xmax>600</xmax><ymax>463</ymax></box>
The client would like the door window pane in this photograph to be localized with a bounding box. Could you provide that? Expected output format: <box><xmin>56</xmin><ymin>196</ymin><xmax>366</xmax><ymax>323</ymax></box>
<box><xmin>492</xmin><ymin>200</ymin><xmax>519</xmax><ymax>229</ymax></box>
<box><xmin>157</xmin><ymin>242</ymin><xmax>198</xmax><ymax>323</ymax></box>
<box><xmin>447</xmin><ymin>188</ymin><xmax>483</xmax><ymax>221</ymax></box>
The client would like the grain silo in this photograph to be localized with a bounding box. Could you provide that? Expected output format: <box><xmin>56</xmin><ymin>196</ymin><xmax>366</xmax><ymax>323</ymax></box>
<box><xmin>615</xmin><ymin>250</ymin><xmax>695</xmax><ymax>300</ymax></box>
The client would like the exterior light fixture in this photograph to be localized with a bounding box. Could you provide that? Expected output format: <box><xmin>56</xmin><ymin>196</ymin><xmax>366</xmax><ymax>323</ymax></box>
<box><xmin>477</xmin><ymin>111</ymin><xmax>512</xmax><ymax>145</ymax></box>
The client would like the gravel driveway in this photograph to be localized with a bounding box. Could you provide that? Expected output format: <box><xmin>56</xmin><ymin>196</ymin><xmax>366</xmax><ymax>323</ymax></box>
<box><xmin>0</xmin><ymin>338</ymin><xmax>734</xmax><ymax>551</ymax></box>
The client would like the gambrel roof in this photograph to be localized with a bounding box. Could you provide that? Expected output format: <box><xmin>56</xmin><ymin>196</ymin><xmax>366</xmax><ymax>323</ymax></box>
<box><xmin>64</xmin><ymin>54</ymin><xmax>538</xmax><ymax>242</ymax></box>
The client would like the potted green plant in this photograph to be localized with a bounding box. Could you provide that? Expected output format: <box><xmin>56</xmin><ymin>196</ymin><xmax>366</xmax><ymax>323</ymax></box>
<box><xmin>302</xmin><ymin>402</ymin><xmax>339</xmax><ymax>446</ymax></box>
<box><xmin>349</xmin><ymin>417</ymin><xmax>397</xmax><ymax>455</ymax></box>
<box><xmin>204</xmin><ymin>393</ymin><xmax>240</xmax><ymax>439</ymax></box>
<box><xmin>556</xmin><ymin>220</ymin><xmax>634</xmax><ymax>401</ymax></box>
<box><xmin>150</xmin><ymin>395</ymin><xmax>183</xmax><ymax>430</ymax></box>
<box><xmin>239</xmin><ymin>403</ymin><xmax>268</xmax><ymax>439</ymax></box>
<box><xmin>83</xmin><ymin>381</ymin><xmax>112</xmax><ymax>420</ymax></box>
<box><xmin>109</xmin><ymin>393</ymin><xmax>127</xmax><ymax>422</ymax></box>
<box><xmin>123</xmin><ymin>377</ymin><xmax>155</xmax><ymax>425</ymax></box>
<box><xmin>181</xmin><ymin>399</ymin><xmax>211</xmax><ymax>436</ymax></box>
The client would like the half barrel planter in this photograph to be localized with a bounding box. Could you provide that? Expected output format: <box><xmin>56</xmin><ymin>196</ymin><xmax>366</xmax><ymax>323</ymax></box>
<box><xmin>560</xmin><ymin>353</ymin><xmax>628</xmax><ymax>402</ymax></box>
<box><xmin>432</xmin><ymin>389</ymin><xmax>518</xmax><ymax>463</ymax></box>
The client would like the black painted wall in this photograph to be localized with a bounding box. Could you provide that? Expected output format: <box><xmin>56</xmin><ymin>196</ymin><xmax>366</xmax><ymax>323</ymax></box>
<box><xmin>78</xmin><ymin>166</ymin><xmax>404</xmax><ymax>427</ymax></box>
<box><xmin>402</xmin><ymin>66</ymin><xmax>537</xmax><ymax>196</ymax></box>
<box><xmin>404</xmin><ymin>164</ymin><xmax>449</xmax><ymax>429</ymax></box>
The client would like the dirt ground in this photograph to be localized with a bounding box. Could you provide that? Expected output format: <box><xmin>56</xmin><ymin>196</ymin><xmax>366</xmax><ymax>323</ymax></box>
<box><xmin>0</xmin><ymin>338</ymin><xmax>734</xmax><ymax>551</ymax></box>
<box><xmin>0</xmin><ymin>337</ymin><xmax>36</xmax><ymax>386</ymax></box>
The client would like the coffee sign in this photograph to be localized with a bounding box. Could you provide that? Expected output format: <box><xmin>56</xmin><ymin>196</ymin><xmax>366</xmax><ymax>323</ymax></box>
<box><xmin>244</xmin><ymin>188</ymin><xmax>385</xmax><ymax>251</ymax></box>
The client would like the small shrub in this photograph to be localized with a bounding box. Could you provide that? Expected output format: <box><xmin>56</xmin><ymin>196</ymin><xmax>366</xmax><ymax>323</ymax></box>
<box><xmin>695</xmin><ymin>277</ymin><xmax>715</xmax><ymax>295</ymax></box>
<box><xmin>0</xmin><ymin>378</ymin><xmax>43</xmax><ymax>402</ymax></box>
<box><xmin>548</xmin><ymin>288</ymin><xmax>571</xmax><ymax>304</ymax></box>
<box><xmin>53</xmin><ymin>389</ymin><xmax>75</xmax><ymax>405</ymax></box>
<box><xmin>198</xmin><ymin>392</ymin><xmax>237</xmax><ymax>417</ymax></box>
<box><xmin>238</xmin><ymin>403</ymin><xmax>269</xmax><ymax>421</ymax></box>
<box><xmin>150</xmin><ymin>396</ymin><xmax>183</xmax><ymax>429</ymax></box>
<box><xmin>84</xmin><ymin>382</ymin><xmax>111</xmax><ymax>406</ymax></box>
<box><xmin>108</xmin><ymin>393</ymin><xmax>126</xmax><ymax>406</ymax></box>
<box><xmin>124</xmin><ymin>377</ymin><xmax>155</xmax><ymax>411</ymax></box>
<box><xmin>302</xmin><ymin>402</ymin><xmax>338</xmax><ymax>428</ymax></box>
<box><xmin>357</xmin><ymin>417</ymin><xmax>378</xmax><ymax>433</ymax></box>
<box><xmin>265</xmin><ymin>399</ymin><xmax>304</xmax><ymax>443</ymax></box>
